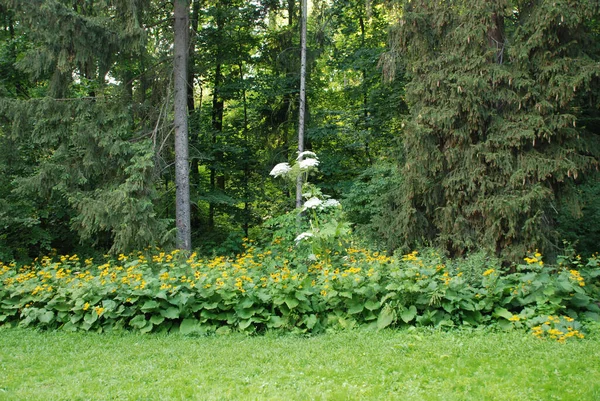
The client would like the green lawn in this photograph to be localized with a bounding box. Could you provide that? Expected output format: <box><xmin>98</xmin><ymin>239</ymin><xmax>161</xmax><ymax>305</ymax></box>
<box><xmin>0</xmin><ymin>328</ymin><xmax>599</xmax><ymax>400</ymax></box>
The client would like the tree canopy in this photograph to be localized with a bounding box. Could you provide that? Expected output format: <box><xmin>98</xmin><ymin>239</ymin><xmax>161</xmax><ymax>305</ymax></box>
<box><xmin>0</xmin><ymin>0</ymin><xmax>598</xmax><ymax>262</ymax></box>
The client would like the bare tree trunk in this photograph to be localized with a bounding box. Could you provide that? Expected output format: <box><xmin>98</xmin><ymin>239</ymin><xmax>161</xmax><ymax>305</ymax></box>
<box><xmin>296</xmin><ymin>0</ymin><xmax>307</xmax><ymax>209</ymax></box>
<box><xmin>174</xmin><ymin>0</ymin><xmax>192</xmax><ymax>250</ymax></box>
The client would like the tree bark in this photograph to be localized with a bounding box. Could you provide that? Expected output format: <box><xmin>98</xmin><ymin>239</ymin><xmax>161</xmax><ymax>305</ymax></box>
<box><xmin>296</xmin><ymin>0</ymin><xmax>307</xmax><ymax>209</ymax></box>
<box><xmin>174</xmin><ymin>0</ymin><xmax>192</xmax><ymax>250</ymax></box>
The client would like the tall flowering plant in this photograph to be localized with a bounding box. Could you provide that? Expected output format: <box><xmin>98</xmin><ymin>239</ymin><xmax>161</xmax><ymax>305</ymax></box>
<box><xmin>270</xmin><ymin>152</ymin><xmax>351</xmax><ymax>263</ymax></box>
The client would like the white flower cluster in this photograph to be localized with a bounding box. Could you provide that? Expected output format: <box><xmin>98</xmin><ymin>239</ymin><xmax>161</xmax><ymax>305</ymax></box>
<box><xmin>269</xmin><ymin>162</ymin><xmax>291</xmax><ymax>178</ymax></box>
<box><xmin>297</xmin><ymin>151</ymin><xmax>319</xmax><ymax>170</ymax></box>
<box><xmin>294</xmin><ymin>232</ymin><xmax>313</xmax><ymax>243</ymax></box>
<box><xmin>302</xmin><ymin>197</ymin><xmax>322</xmax><ymax>210</ymax></box>
<box><xmin>297</xmin><ymin>151</ymin><xmax>317</xmax><ymax>160</ymax></box>
<box><xmin>301</xmin><ymin>197</ymin><xmax>341</xmax><ymax>212</ymax></box>
<box><xmin>299</xmin><ymin>158</ymin><xmax>319</xmax><ymax>169</ymax></box>
<box><xmin>269</xmin><ymin>151</ymin><xmax>319</xmax><ymax>178</ymax></box>
<box><xmin>321</xmin><ymin>199</ymin><xmax>340</xmax><ymax>209</ymax></box>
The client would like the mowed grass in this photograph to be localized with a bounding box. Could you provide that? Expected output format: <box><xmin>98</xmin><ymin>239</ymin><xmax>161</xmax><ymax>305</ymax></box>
<box><xmin>0</xmin><ymin>328</ymin><xmax>599</xmax><ymax>401</ymax></box>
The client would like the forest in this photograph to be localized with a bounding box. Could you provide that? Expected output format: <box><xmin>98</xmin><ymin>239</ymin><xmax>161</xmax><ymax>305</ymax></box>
<box><xmin>0</xmin><ymin>0</ymin><xmax>599</xmax><ymax>263</ymax></box>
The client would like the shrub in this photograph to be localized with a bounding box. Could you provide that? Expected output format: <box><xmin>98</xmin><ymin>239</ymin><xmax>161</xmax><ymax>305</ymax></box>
<box><xmin>1</xmin><ymin>246</ymin><xmax>599</xmax><ymax>340</ymax></box>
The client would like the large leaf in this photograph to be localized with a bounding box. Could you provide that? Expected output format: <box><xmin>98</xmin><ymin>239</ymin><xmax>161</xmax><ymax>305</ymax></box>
<box><xmin>400</xmin><ymin>305</ymin><xmax>417</xmax><ymax>323</ymax></box>
<box><xmin>129</xmin><ymin>315</ymin><xmax>147</xmax><ymax>329</ymax></box>
<box><xmin>38</xmin><ymin>310</ymin><xmax>55</xmax><ymax>324</ymax></box>
<box><xmin>238</xmin><ymin>318</ymin><xmax>254</xmax><ymax>330</ymax></box>
<box><xmin>141</xmin><ymin>300</ymin><xmax>159</xmax><ymax>312</ymax></box>
<box><xmin>236</xmin><ymin>308</ymin><xmax>255</xmax><ymax>319</ymax></box>
<box><xmin>51</xmin><ymin>302</ymin><xmax>71</xmax><ymax>312</ymax></box>
<box><xmin>365</xmin><ymin>299</ymin><xmax>380</xmax><ymax>311</ymax></box>
<box><xmin>493</xmin><ymin>307</ymin><xmax>513</xmax><ymax>320</ymax></box>
<box><xmin>179</xmin><ymin>318</ymin><xmax>199</xmax><ymax>335</ymax></box>
<box><xmin>160</xmin><ymin>307</ymin><xmax>180</xmax><ymax>319</ymax></box>
<box><xmin>377</xmin><ymin>305</ymin><xmax>396</xmax><ymax>330</ymax></box>
<box><xmin>304</xmin><ymin>314</ymin><xmax>318</xmax><ymax>329</ymax></box>
<box><xmin>571</xmin><ymin>293</ymin><xmax>591</xmax><ymax>308</ymax></box>
<box><xmin>347</xmin><ymin>301</ymin><xmax>364</xmax><ymax>315</ymax></box>
<box><xmin>267</xmin><ymin>315</ymin><xmax>285</xmax><ymax>328</ymax></box>
<box><xmin>285</xmin><ymin>297</ymin><xmax>299</xmax><ymax>309</ymax></box>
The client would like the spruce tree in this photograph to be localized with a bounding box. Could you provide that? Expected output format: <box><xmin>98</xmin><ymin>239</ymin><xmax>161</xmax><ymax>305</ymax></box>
<box><xmin>0</xmin><ymin>0</ymin><xmax>171</xmax><ymax>254</ymax></box>
<box><xmin>391</xmin><ymin>0</ymin><xmax>600</xmax><ymax>260</ymax></box>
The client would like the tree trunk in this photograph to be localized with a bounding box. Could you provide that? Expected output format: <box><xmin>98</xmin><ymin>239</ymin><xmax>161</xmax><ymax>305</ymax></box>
<box><xmin>296</xmin><ymin>0</ymin><xmax>307</xmax><ymax>209</ymax></box>
<box><xmin>174</xmin><ymin>0</ymin><xmax>192</xmax><ymax>251</ymax></box>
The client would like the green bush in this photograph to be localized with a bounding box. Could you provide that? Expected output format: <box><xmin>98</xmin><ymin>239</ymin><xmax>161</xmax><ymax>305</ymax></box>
<box><xmin>1</xmin><ymin>245</ymin><xmax>599</xmax><ymax>340</ymax></box>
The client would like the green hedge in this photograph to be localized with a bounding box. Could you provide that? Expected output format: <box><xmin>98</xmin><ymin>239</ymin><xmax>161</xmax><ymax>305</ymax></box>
<box><xmin>1</xmin><ymin>244</ymin><xmax>599</xmax><ymax>340</ymax></box>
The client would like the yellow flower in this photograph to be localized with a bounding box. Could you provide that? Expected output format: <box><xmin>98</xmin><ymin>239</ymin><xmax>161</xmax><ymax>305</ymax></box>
<box><xmin>483</xmin><ymin>269</ymin><xmax>495</xmax><ymax>276</ymax></box>
<box><xmin>83</xmin><ymin>302</ymin><xmax>90</xmax><ymax>311</ymax></box>
<box><xmin>95</xmin><ymin>306</ymin><xmax>105</xmax><ymax>316</ymax></box>
<box><xmin>508</xmin><ymin>315</ymin><xmax>520</xmax><ymax>322</ymax></box>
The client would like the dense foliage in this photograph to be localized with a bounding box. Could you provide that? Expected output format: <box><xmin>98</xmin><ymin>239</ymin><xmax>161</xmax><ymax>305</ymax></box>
<box><xmin>1</xmin><ymin>244</ymin><xmax>599</xmax><ymax>339</ymax></box>
<box><xmin>388</xmin><ymin>0</ymin><xmax>600</xmax><ymax>260</ymax></box>
<box><xmin>0</xmin><ymin>1</ymin><xmax>598</xmax><ymax>268</ymax></box>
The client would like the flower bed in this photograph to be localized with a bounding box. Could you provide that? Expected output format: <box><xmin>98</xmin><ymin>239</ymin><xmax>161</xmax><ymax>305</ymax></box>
<box><xmin>1</xmin><ymin>245</ymin><xmax>599</xmax><ymax>340</ymax></box>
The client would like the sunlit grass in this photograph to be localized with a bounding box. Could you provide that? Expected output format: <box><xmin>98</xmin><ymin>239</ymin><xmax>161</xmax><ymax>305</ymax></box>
<box><xmin>1</xmin><ymin>328</ymin><xmax>599</xmax><ymax>400</ymax></box>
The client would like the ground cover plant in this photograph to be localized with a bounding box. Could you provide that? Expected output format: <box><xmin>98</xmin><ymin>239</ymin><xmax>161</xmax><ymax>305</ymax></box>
<box><xmin>1</xmin><ymin>328</ymin><xmax>599</xmax><ymax>400</ymax></box>
<box><xmin>1</xmin><ymin>241</ymin><xmax>599</xmax><ymax>339</ymax></box>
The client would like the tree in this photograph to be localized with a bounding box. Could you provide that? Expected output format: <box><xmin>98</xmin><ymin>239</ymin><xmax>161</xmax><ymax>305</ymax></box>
<box><xmin>173</xmin><ymin>0</ymin><xmax>192</xmax><ymax>250</ymax></box>
<box><xmin>389</xmin><ymin>0</ymin><xmax>600</xmax><ymax>260</ymax></box>
<box><xmin>296</xmin><ymin>0</ymin><xmax>308</xmax><ymax>208</ymax></box>
<box><xmin>0</xmin><ymin>0</ymin><xmax>172</xmax><ymax>256</ymax></box>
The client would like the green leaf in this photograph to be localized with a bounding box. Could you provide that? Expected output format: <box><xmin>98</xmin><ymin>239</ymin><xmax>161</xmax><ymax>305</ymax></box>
<box><xmin>460</xmin><ymin>301</ymin><xmax>475</xmax><ymax>311</ymax></box>
<box><xmin>203</xmin><ymin>301</ymin><xmax>219</xmax><ymax>310</ymax></box>
<box><xmin>557</xmin><ymin>280</ymin><xmax>574</xmax><ymax>293</ymax></box>
<box><xmin>83</xmin><ymin>312</ymin><xmax>98</xmax><ymax>325</ymax></box>
<box><xmin>150</xmin><ymin>315</ymin><xmax>165</xmax><ymax>325</ymax></box>
<box><xmin>256</xmin><ymin>291</ymin><xmax>271</xmax><ymax>303</ymax></box>
<box><xmin>294</xmin><ymin>291</ymin><xmax>308</xmax><ymax>301</ymax></box>
<box><xmin>141</xmin><ymin>300</ymin><xmax>159</xmax><ymax>311</ymax></box>
<box><xmin>179</xmin><ymin>318</ymin><xmax>199</xmax><ymax>335</ymax></box>
<box><xmin>348</xmin><ymin>301</ymin><xmax>364</xmax><ymax>315</ymax></box>
<box><xmin>493</xmin><ymin>307</ymin><xmax>513</xmax><ymax>320</ymax></box>
<box><xmin>285</xmin><ymin>297</ymin><xmax>299</xmax><ymax>309</ymax></box>
<box><xmin>52</xmin><ymin>302</ymin><xmax>71</xmax><ymax>312</ymax></box>
<box><xmin>102</xmin><ymin>299</ymin><xmax>117</xmax><ymax>311</ymax></box>
<box><xmin>129</xmin><ymin>315</ymin><xmax>147</xmax><ymax>329</ymax></box>
<box><xmin>571</xmin><ymin>293</ymin><xmax>591</xmax><ymax>308</ymax></box>
<box><xmin>238</xmin><ymin>318</ymin><xmax>254</xmax><ymax>330</ymax></box>
<box><xmin>400</xmin><ymin>305</ymin><xmax>417</xmax><ymax>323</ymax></box>
<box><xmin>365</xmin><ymin>299</ymin><xmax>380</xmax><ymax>311</ymax></box>
<box><xmin>238</xmin><ymin>298</ymin><xmax>254</xmax><ymax>309</ymax></box>
<box><xmin>497</xmin><ymin>319</ymin><xmax>513</xmax><ymax>331</ymax></box>
<box><xmin>216</xmin><ymin>326</ymin><xmax>231</xmax><ymax>335</ymax></box>
<box><xmin>305</xmin><ymin>314</ymin><xmax>317</xmax><ymax>329</ymax></box>
<box><xmin>160</xmin><ymin>307</ymin><xmax>180</xmax><ymax>319</ymax></box>
<box><xmin>268</xmin><ymin>315</ymin><xmax>285</xmax><ymax>328</ymax></box>
<box><xmin>442</xmin><ymin>301</ymin><xmax>455</xmax><ymax>313</ymax></box>
<box><xmin>140</xmin><ymin>323</ymin><xmax>154</xmax><ymax>334</ymax></box>
<box><xmin>377</xmin><ymin>305</ymin><xmax>396</xmax><ymax>330</ymax></box>
<box><xmin>38</xmin><ymin>310</ymin><xmax>55</xmax><ymax>324</ymax></box>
